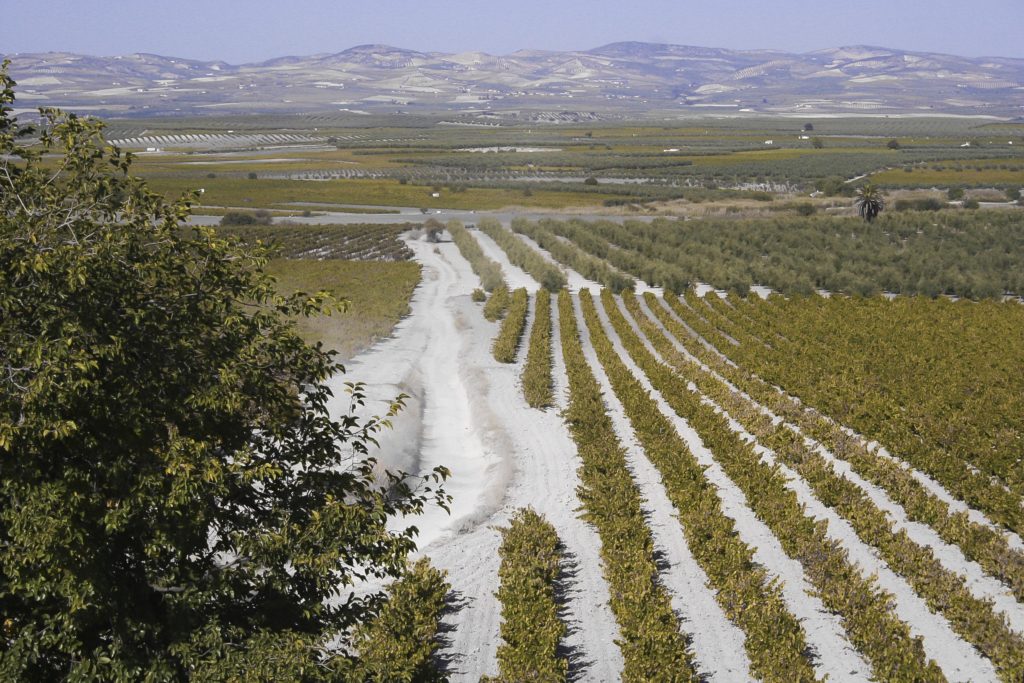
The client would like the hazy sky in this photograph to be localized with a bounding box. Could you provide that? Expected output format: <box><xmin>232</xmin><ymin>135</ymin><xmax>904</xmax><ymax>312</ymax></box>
<box><xmin>4</xmin><ymin>0</ymin><xmax>1022</xmax><ymax>61</ymax></box>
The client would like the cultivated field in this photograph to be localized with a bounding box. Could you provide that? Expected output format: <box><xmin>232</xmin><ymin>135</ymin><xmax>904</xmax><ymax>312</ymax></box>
<box><xmin>134</xmin><ymin>115</ymin><xmax>1024</xmax><ymax>680</ymax></box>
<box><xmin>310</xmin><ymin>221</ymin><xmax>1024</xmax><ymax>682</ymax></box>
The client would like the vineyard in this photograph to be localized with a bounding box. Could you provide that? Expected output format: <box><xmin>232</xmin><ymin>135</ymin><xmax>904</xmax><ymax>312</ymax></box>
<box><xmin>12</xmin><ymin>51</ymin><xmax>1024</xmax><ymax>683</ymax></box>
<box><xmin>339</xmin><ymin>222</ymin><xmax>1024</xmax><ymax>682</ymax></box>
<box><xmin>515</xmin><ymin>213</ymin><xmax>1024</xmax><ymax>298</ymax></box>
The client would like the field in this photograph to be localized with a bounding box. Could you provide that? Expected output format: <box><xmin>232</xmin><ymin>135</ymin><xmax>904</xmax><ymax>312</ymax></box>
<box><xmin>264</xmin><ymin>259</ymin><xmax>420</xmax><ymax>360</ymax></box>
<box><xmin>211</xmin><ymin>222</ymin><xmax>422</xmax><ymax>359</ymax></box>
<box><xmin>114</xmin><ymin>114</ymin><xmax>1024</xmax><ymax>679</ymax></box>
<box><xmin>310</xmin><ymin>223</ymin><xmax>1024</xmax><ymax>681</ymax></box>
<box><xmin>112</xmin><ymin>114</ymin><xmax>1022</xmax><ymax>219</ymax></box>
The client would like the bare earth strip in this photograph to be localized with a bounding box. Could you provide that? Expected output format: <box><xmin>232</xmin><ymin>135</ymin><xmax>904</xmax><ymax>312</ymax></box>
<box><xmin>332</xmin><ymin>236</ymin><xmax>624</xmax><ymax>680</ymax></box>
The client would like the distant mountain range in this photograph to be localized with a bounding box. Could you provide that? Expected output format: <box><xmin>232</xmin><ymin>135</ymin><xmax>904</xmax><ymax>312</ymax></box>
<box><xmin>5</xmin><ymin>42</ymin><xmax>1023</xmax><ymax>119</ymax></box>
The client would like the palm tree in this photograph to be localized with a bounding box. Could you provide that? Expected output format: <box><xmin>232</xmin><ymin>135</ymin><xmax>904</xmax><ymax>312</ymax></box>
<box><xmin>855</xmin><ymin>184</ymin><xmax>884</xmax><ymax>222</ymax></box>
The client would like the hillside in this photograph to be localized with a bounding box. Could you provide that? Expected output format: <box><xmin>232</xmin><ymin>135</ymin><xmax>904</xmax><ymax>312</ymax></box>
<box><xmin>5</xmin><ymin>42</ymin><xmax>1023</xmax><ymax>118</ymax></box>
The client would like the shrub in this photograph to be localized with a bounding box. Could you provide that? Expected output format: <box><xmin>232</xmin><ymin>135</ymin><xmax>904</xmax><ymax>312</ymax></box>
<box><xmin>489</xmin><ymin>508</ymin><xmax>567</xmax><ymax>682</ymax></box>
<box><xmin>492</xmin><ymin>288</ymin><xmax>529</xmax><ymax>363</ymax></box>
<box><xmin>472</xmin><ymin>288</ymin><xmax>486</xmax><ymax>303</ymax></box>
<box><xmin>894</xmin><ymin>198</ymin><xmax>943</xmax><ymax>212</ymax></box>
<box><xmin>219</xmin><ymin>210</ymin><xmax>273</xmax><ymax>226</ymax></box>
<box><xmin>522</xmin><ymin>289</ymin><xmax>553</xmax><ymax>408</ymax></box>
<box><xmin>583</xmin><ymin>176</ymin><xmax>599</xmax><ymax>186</ymax></box>
<box><xmin>484</xmin><ymin>284</ymin><xmax>511</xmax><ymax>321</ymax></box>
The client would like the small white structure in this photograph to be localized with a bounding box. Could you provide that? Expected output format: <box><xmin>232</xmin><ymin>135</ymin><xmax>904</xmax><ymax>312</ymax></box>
<box><xmin>431</xmin><ymin>192</ymin><xmax>441</xmax><ymax>198</ymax></box>
<box><xmin>663</xmin><ymin>148</ymin><xmax>680</xmax><ymax>152</ymax></box>
<box><xmin>764</xmin><ymin>140</ymin><xmax>774</xmax><ymax>145</ymax></box>
<box><xmin>961</xmin><ymin>142</ymin><xmax>971</xmax><ymax>147</ymax></box>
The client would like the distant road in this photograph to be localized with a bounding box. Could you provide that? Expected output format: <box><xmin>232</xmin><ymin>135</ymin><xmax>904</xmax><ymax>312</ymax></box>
<box><xmin>187</xmin><ymin>206</ymin><xmax>663</xmax><ymax>227</ymax></box>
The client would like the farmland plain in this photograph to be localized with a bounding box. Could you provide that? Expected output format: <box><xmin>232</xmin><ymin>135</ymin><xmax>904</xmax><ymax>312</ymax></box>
<box><xmin>132</xmin><ymin>112</ymin><xmax>1024</xmax><ymax>679</ymax></box>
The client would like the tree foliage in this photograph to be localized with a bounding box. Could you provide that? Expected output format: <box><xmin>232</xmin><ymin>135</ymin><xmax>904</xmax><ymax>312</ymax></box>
<box><xmin>854</xmin><ymin>184</ymin><xmax>885</xmax><ymax>222</ymax></box>
<box><xmin>0</xmin><ymin>63</ymin><xmax>449</xmax><ymax>680</ymax></box>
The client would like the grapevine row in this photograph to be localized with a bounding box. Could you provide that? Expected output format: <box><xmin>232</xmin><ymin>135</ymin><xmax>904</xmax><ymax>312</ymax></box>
<box><xmin>478</xmin><ymin>218</ymin><xmax>567</xmax><ymax>291</ymax></box>
<box><xmin>644</xmin><ymin>291</ymin><xmax>1024</xmax><ymax>604</ymax></box>
<box><xmin>447</xmin><ymin>219</ymin><xmax>505</xmax><ymax>292</ymax></box>
<box><xmin>665</xmin><ymin>291</ymin><xmax>1024</xmax><ymax>536</ymax></box>
<box><xmin>724</xmin><ymin>295</ymin><xmax>1024</xmax><ymax>506</ymax></box>
<box><xmin>350</xmin><ymin>558</ymin><xmax>450</xmax><ymax>681</ymax></box>
<box><xmin>521</xmin><ymin>289</ymin><xmax>553</xmax><ymax>408</ymax></box>
<box><xmin>485</xmin><ymin>508</ymin><xmax>568</xmax><ymax>682</ymax></box>
<box><xmin>622</xmin><ymin>292</ymin><xmax>1024</xmax><ymax>680</ymax></box>
<box><xmin>510</xmin><ymin>218</ymin><xmax>635</xmax><ymax>292</ymax></box>
<box><xmin>493</xmin><ymin>288</ymin><xmax>529</xmax><ymax>363</ymax></box>
<box><xmin>556</xmin><ymin>290</ymin><xmax>695</xmax><ymax>681</ymax></box>
<box><xmin>483</xmin><ymin>284</ymin><xmax>511</xmax><ymax>322</ymax></box>
<box><xmin>590</xmin><ymin>290</ymin><xmax>943</xmax><ymax>682</ymax></box>
<box><xmin>575</xmin><ymin>291</ymin><xmax>819</xmax><ymax>682</ymax></box>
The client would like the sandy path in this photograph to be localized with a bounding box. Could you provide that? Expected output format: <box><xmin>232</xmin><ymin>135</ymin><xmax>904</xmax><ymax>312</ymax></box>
<box><xmin>330</xmin><ymin>239</ymin><xmax>505</xmax><ymax>551</ymax></box>
<box><xmin>571</xmin><ymin>295</ymin><xmax>754</xmax><ymax>682</ymax></box>
<box><xmin>592</xmin><ymin>296</ymin><xmax>873</xmax><ymax>682</ymax></box>
<box><xmin>426</xmin><ymin>262</ymin><xmax>623</xmax><ymax>679</ymax></box>
<box><xmin>334</xmin><ymin>236</ymin><xmax>625</xmax><ymax>680</ymax></box>
<box><xmin>623</xmin><ymin>296</ymin><xmax>999</xmax><ymax>681</ymax></box>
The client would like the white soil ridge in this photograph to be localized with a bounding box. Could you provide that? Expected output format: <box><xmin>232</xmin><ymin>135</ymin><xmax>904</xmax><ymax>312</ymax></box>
<box><xmin>469</xmin><ymin>229</ymin><xmax>540</xmax><ymax>293</ymax></box>
<box><xmin>496</xmin><ymin>290</ymin><xmax>625</xmax><ymax>681</ymax></box>
<box><xmin>647</xmin><ymin>295</ymin><xmax>1024</xmax><ymax>557</ymax></box>
<box><xmin>571</xmin><ymin>294</ymin><xmax>754</xmax><ymax>682</ymax></box>
<box><xmin>587</xmin><ymin>296</ymin><xmax>873</xmax><ymax>682</ymax></box>
<box><xmin>631</xmin><ymin>298</ymin><xmax>1024</xmax><ymax>635</ymax></box>
<box><xmin>617</xmin><ymin>297</ymin><xmax>998</xmax><ymax>681</ymax></box>
<box><xmin>548</xmin><ymin>293</ymin><xmax>571</xmax><ymax>413</ymax></box>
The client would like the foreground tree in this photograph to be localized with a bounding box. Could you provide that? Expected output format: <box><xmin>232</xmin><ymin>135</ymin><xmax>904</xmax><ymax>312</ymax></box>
<box><xmin>0</xmin><ymin>63</ymin><xmax>448</xmax><ymax>679</ymax></box>
<box><xmin>854</xmin><ymin>184</ymin><xmax>885</xmax><ymax>222</ymax></box>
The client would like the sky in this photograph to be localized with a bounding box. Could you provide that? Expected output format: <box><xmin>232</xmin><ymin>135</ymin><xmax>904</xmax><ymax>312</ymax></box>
<box><xmin>3</xmin><ymin>0</ymin><xmax>1022</xmax><ymax>62</ymax></box>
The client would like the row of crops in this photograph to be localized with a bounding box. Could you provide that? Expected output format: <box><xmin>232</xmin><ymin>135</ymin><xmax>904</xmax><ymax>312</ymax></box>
<box><xmin>462</xmin><ymin>287</ymin><xmax>1022</xmax><ymax>679</ymax></box>
<box><xmin>214</xmin><ymin>222</ymin><xmax>416</xmax><ymax>261</ymax></box>
<box><xmin>610</xmin><ymin>291</ymin><xmax>1024</xmax><ymax>678</ymax></box>
<box><xmin>517</xmin><ymin>212</ymin><xmax>1024</xmax><ymax>298</ymax></box>
<box><xmin>671</xmin><ymin>290</ymin><xmax>1024</xmax><ymax>534</ymax></box>
<box><xmin>403</xmin><ymin>218</ymin><xmax>1024</xmax><ymax>680</ymax></box>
